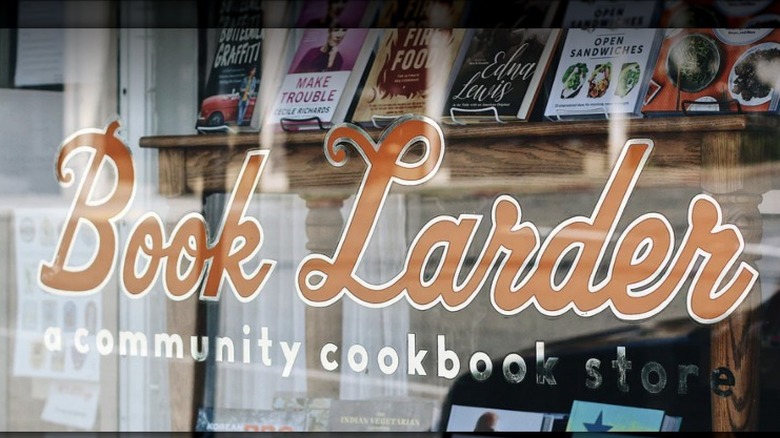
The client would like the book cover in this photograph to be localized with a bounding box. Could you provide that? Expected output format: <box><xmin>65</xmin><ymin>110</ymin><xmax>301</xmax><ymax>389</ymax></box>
<box><xmin>377</xmin><ymin>0</ymin><xmax>467</xmax><ymax>27</ymax></box>
<box><xmin>660</xmin><ymin>0</ymin><xmax>780</xmax><ymax>28</ymax></box>
<box><xmin>195</xmin><ymin>407</ymin><xmax>308</xmax><ymax>432</ymax></box>
<box><xmin>272</xmin><ymin>393</ymin><xmax>332</xmax><ymax>432</ymax></box>
<box><xmin>268</xmin><ymin>27</ymin><xmax>377</xmax><ymax>129</ymax></box>
<box><xmin>661</xmin><ymin>415</ymin><xmax>683</xmax><ymax>431</ymax></box>
<box><xmin>445</xmin><ymin>28</ymin><xmax>560</xmax><ymax>123</ymax></box>
<box><xmin>446</xmin><ymin>405</ymin><xmax>547</xmax><ymax>432</ymax></box>
<box><xmin>327</xmin><ymin>399</ymin><xmax>435</xmax><ymax>432</ymax></box>
<box><xmin>642</xmin><ymin>28</ymin><xmax>780</xmax><ymax>115</ymax></box>
<box><xmin>561</xmin><ymin>0</ymin><xmax>661</xmax><ymax>28</ymax></box>
<box><xmin>462</xmin><ymin>1</ymin><xmax>560</xmax><ymax>28</ymax></box>
<box><xmin>565</xmin><ymin>401</ymin><xmax>665</xmax><ymax>432</ymax></box>
<box><xmin>294</xmin><ymin>0</ymin><xmax>376</xmax><ymax>27</ymax></box>
<box><xmin>196</xmin><ymin>1</ymin><xmax>263</xmax><ymax>132</ymax></box>
<box><xmin>544</xmin><ymin>28</ymin><xmax>662</xmax><ymax>120</ymax></box>
<box><xmin>352</xmin><ymin>28</ymin><xmax>466</xmax><ymax>126</ymax></box>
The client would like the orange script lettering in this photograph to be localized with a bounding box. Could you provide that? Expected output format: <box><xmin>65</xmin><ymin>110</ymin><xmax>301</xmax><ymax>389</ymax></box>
<box><xmin>39</xmin><ymin>120</ymin><xmax>275</xmax><ymax>302</ymax></box>
<box><xmin>296</xmin><ymin>116</ymin><xmax>758</xmax><ymax>324</ymax></box>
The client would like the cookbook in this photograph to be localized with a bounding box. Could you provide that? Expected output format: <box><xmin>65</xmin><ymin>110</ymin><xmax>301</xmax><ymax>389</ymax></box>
<box><xmin>642</xmin><ymin>28</ymin><xmax>780</xmax><ymax>115</ymax></box>
<box><xmin>544</xmin><ymin>28</ymin><xmax>663</xmax><ymax>120</ymax></box>
<box><xmin>351</xmin><ymin>28</ymin><xmax>467</xmax><ymax>127</ymax></box>
<box><xmin>445</xmin><ymin>28</ymin><xmax>561</xmax><ymax>123</ymax></box>
<box><xmin>561</xmin><ymin>0</ymin><xmax>661</xmax><ymax>28</ymax></box>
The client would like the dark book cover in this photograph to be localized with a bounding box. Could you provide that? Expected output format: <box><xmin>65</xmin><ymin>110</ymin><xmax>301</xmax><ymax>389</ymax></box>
<box><xmin>377</xmin><ymin>0</ymin><xmax>466</xmax><ymax>27</ymax></box>
<box><xmin>196</xmin><ymin>0</ymin><xmax>263</xmax><ymax>132</ymax></box>
<box><xmin>445</xmin><ymin>28</ymin><xmax>560</xmax><ymax>123</ymax></box>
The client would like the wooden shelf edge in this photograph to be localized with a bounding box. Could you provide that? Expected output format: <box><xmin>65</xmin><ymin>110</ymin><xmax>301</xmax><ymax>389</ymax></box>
<box><xmin>140</xmin><ymin>114</ymin><xmax>780</xmax><ymax>150</ymax></box>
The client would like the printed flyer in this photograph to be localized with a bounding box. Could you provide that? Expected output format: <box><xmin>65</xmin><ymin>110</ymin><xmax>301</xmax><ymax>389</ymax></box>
<box><xmin>196</xmin><ymin>407</ymin><xmax>308</xmax><ymax>432</ymax></box>
<box><xmin>13</xmin><ymin>209</ymin><xmax>101</xmax><ymax>381</ymax></box>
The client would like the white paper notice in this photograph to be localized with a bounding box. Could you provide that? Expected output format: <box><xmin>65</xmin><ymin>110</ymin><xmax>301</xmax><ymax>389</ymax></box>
<box><xmin>12</xmin><ymin>208</ymin><xmax>101</xmax><ymax>381</ymax></box>
<box><xmin>41</xmin><ymin>381</ymin><xmax>100</xmax><ymax>430</ymax></box>
<box><xmin>14</xmin><ymin>2</ymin><xmax>65</xmax><ymax>86</ymax></box>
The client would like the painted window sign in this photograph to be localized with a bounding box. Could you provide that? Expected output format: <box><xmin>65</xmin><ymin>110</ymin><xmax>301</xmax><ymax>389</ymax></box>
<box><xmin>38</xmin><ymin>116</ymin><xmax>757</xmax><ymax>324</ymax></box>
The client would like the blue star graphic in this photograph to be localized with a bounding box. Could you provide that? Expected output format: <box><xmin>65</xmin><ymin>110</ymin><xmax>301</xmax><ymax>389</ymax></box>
<box><xmin>583</xmin><ymin>411</ymin><xmax>613</xmax><ymax>432</ymax></box>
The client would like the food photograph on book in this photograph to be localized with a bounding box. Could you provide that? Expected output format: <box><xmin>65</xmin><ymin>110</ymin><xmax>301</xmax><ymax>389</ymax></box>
<box><xmin>544</xmin><ymin>28</ymin><xmax>662</xmax><ymax>120</ymax></box>
<box><xmin>642</xmin><ymin>28</ymin><xmax>780</xmax><ymax>115</ymax></box>
<box><xmin>444</xmin><ymin>28</ymin><xmax>561</xmax><ymax>123</ymax></box>
<box><xmin>352</xmin><ymin>28</ymin><xmax>467</xmax><ymax>126</ymax></box>
<box><xmin>660</xmin><ymin>0</ymin><xmax>780</xmax><ymax>28</ymax></box>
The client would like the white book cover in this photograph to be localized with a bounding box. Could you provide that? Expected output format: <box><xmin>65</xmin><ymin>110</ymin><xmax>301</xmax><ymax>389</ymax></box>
<box><xmin>268</xmin><ymin>28</ymin><xmax>378</xmax><ymax>129</ymax></box>
<box><xmin>545</xmin><ymin>28</ymin><xmax>662</xmax><ymax>120</ymax></box>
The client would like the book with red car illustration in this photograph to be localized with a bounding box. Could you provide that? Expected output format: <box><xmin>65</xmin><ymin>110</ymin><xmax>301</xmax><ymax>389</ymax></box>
<box><xmin>196</xmin><ymin>1</ymin><xmax>264</xmax><ymax>133</ymax></box>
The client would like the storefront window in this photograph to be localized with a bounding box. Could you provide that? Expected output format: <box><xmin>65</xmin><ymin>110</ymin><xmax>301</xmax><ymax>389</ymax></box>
<box><xmin>3</xmin><ymin>0</ymin><xmax>780</xmax><ymax>432</ymax></box>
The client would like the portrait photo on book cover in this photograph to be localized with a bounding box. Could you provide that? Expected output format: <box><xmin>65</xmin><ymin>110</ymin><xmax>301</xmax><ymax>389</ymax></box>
<box><xmin>290</xmin><ymin>28</ymin><xmax>367</xmax><ymax>74</ymax></box>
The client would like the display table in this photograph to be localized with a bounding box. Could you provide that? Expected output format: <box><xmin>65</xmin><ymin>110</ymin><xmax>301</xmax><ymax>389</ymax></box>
<box><xmin>140</xmin><ymin>114</ymin><xmax>779</xmax><ymax>431</ymax></box>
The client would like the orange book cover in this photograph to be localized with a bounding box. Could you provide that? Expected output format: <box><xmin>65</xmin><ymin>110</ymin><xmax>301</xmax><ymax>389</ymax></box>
<box><xmin>642</xmin><ymin>28</ymin><xmax>780</xmax><ymax>115</ymax></box>
<box><xmin>351</xmin><ymin>28</ymin><xmax>466</xmax><ymax>125</ymax></box>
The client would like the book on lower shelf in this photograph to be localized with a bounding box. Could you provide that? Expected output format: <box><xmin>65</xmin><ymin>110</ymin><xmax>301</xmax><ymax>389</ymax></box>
<box><xmin>566</xmin><ymin>400</ymin><xmax>682</xmax><ymax>432</ymax></box>
<box><xmin>195</xmin><ymin>407</ymin><xmax>308</xmax><ymax>432</ymax></box>
<box><xmin>446</xmin><ymin>404</ymin><xmax>567</xmax><ymax>432</ymax></box>
<box><xmin>561</xmin><ymin>0</ymin><xmax>661</xmax><ymax>28</ymax></box>
<box><xmin>267</xmin><ymin>27</ymin><xmax>380</xmax><ymax>131</ymax></box>
<box><xmin>327</xmin><ymin>399</ymin><xmax>435</xmax><ymax>432</ymax></box>
<box><xmin>544</xmin><ymin>28</ymin><xmax>663</xmax><ymax>121</ymax></box>
<box><xmin>642</xmin><ymin>28</ymin><xmax>780</xmax><ymax>116</ymax></box>
<box><xmin>271</xmin><ymin>393</ymin><xmax>332</xmax><ymax>432</ymax></box>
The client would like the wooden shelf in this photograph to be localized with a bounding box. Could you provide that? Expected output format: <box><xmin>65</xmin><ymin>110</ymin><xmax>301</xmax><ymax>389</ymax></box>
<box><xmin>139</xmin><ymin>114</ymin><xmax>780</xmax><ymax>150</ymax></box>
<box><xmin>139</xmin><ymin>114</ymin><xmax>780</xmax><ymax>198</ymax></box>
